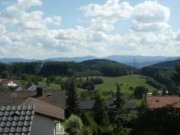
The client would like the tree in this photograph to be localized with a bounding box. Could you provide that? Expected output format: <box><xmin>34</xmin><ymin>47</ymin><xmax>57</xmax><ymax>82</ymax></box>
<box><xmin>173</xmin><ymin>64</ymin><xmax>180</xmax><ymax>83</ymax></box>
<box><xmin>130</xmin><ymin>107</ymin><xmax>180</xmax><ymax>135</ymax></box>
<box><xmin>1</xmin><ymin>71</ymin><xmax>10</xmax><ymax>79</ymax></box>
<box><xmin>64</xmin><ymin>115</ymin><xmax>83</xmax><ymax>135</ymax></box>
<box><xmin>115</xmin><ymin>83</ymin><xmax>124</xmax><ymax>110</ymax></box>
<box><xmin>94</xmin><ymin>90</ymin><xmax>109</xmax><ymax>125</ymax></box>
<box><xmin>133</xmin><ymin>86</ymin><xmax>148</xmax><ymax>99</ymax></box>
<box><xmin>82</xmin><ymin>127</ymin><xmax>93</xmax><ymax>135</ymax></box>
<box><xmin>66</xmin><ymin>78</ymin><xmax>79</xmax><ymax>116</ymax></box>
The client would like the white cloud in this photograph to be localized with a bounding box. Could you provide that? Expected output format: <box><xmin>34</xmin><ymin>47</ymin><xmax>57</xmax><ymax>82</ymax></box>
<box><xmin>132</xmin><ymin>1</ymin><xmax>170</xmax><ymax>32</ymax></box>
<box><xmin>0</xmin><ymin>0</ymin><xmax>179</xmax><ymax>58</ymax></box>
<box><xmin>81</xmin><ymin>0</ymin><xmax>133</xmax><ymax>19</ymax></box>
<box><xmin>80</xmin><ymin>0</ymin><xmax>133</xmax><ymax>32</ymax></box>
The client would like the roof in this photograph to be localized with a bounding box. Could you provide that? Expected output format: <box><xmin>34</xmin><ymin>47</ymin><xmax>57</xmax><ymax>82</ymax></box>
<box><xmin>22</xmin><ymin>97</ymin><xmax>64</xmax><ymax>120</ymax></box>
<box><xmin>80</xmin><ymin>100</ymin><xmax>94</xmax><ymax>110</ymax></box>
<box><xmin>0</xmin><ymin>91</ymin><xmax>66</xmax><ymax>109</ymax></box>
<box><xmin>0</xmin><ymin>105</ymin><xmax>35</xmax><ymax>135</ymax></box>
<box><xmin>147</xmin><ymin>96</ymin><xmax>180</xmax><ymax>109</ymax></box>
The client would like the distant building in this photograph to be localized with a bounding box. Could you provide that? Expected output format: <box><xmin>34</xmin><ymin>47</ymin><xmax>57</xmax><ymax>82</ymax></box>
<box><xmin>27</xmin><ymin>84</ymin><xmax>38</xmax><ymax>91</ymax></box>
<box><xmin>0</xmin><ymin>80</ymin><xmax>18</xmax><ymax>90</ymax></box>
<box><xmin>146</xmin><ymin>92</ymin><xmax>152</xmax><ymax>96</ymax></box>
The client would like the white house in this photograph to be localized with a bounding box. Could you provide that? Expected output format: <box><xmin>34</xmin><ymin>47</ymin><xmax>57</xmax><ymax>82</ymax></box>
<box><xmin>0</xmin><ymin>80</ymin><xmax>18</xmax><ymax>89</ymax></box>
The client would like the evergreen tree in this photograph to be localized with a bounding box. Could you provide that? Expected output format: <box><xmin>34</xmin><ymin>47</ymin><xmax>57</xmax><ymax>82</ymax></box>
<box><xmin>116</xmin><ymin>83</ymin><xmax>124</xmax><ymax>110</ymax></box>
<box><xmin>66</xmin><ymin>77</ymin><xmax>79</xmax><ymax>117</ymax></box>
<box><xmin>94</xmin><ymin>90</ymin><xmax>109</xmax><ymax>125</ymax></box>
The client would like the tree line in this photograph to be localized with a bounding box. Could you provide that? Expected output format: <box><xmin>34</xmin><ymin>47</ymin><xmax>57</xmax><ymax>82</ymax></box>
<box><xmin>0</xmin><ymin>59</ymin><xmax>134</xmax><ymax>78</ymax></box>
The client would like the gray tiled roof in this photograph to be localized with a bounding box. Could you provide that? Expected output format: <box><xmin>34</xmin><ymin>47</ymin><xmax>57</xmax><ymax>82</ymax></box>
<box><xmin>0</xmin><ymin>105</ymin><xmax>35</xmax><ymax>135</ymax></box>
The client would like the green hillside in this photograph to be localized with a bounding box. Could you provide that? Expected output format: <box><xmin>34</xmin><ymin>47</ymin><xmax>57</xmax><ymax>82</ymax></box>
<box><xmin>95</xmin><ymin>74</ymin><xmax>157</xmax><ymax>94</ymax></box>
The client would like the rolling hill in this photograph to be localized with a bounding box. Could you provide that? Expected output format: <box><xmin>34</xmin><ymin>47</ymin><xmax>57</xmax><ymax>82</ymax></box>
<box><xmin>152</xmin><ymin>58</ymin><xmax>180</xmax><ymax>68</ymax></box>
<box><xmin>1</xmin><ymin>55</ymin><xmax>179</xmax><ymax>68</ymax></box>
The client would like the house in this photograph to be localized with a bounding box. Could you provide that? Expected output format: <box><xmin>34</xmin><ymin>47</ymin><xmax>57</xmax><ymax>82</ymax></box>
<box><xmin>0</xmin><ymin>105</ymin><xmax>35</xmax><ymax>134</ymax></box>
<box><xmin>147</xmin><ymin>96</ymin><xmax>180</xmax><ymax>109</ymax></box>
<box><xmin>0</xmin><ymin>102</ymin><xmax>65</xmax><ymax>135</ymax></box>
<box><xmin>0</xmin><ymin>80</ymin><xmax>18</xmax><ymax>90</ymax></box>
<box><xmin>27</xmin><ymin>84</ymin><xmax>38</xmax><ymax>91</ymax></box>
<box><xmin>0</xmin><ymin>90</ymin><xmax>66</xmax><ymax>135</ymax></box>
<box><xmin>146</xmin><ymin>92</ymin><xmax>152</xmax><ymax>96</ymax></box>
<box><xmin>0</xmin><ymin>90</ymin><xmax>66</xmax><ymax>110</ymax></box>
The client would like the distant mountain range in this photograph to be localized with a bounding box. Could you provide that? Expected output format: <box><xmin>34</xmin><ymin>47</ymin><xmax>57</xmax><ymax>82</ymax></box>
<box><xmin>0</xmin><ymin>55</ymin><xmax>179</xmax><ymax>68</ymax></box>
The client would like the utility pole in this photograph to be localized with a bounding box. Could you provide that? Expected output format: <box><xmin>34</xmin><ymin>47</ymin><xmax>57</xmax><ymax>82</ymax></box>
<box><xmin>133</xmin><ymin>56</ymin><xmax>136</xmax><ymax>68</ymax></box>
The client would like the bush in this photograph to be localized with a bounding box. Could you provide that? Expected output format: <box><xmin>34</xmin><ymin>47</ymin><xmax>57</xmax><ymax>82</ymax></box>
<box><xmin>64</xmin><ymin>115</ymin><xmax>83</xmax><ymax>135</ymax></box>
<box><xmin>82</xmin><ymin>126</ymin><xmax>93</xmax><ymax>135</ymax></box>
<box><xmin>98</xmin><ymin>125</ymin><xmax>113</xmax><ymax>135</ymax></box>
<box><xmin>133</xmin><ymin>86</ymin><xmax>148</xmax><ymax>99</ymax></box>
<box><xmin>81</xmin><ymin>112</ymin><xmax>98</xmax><ymax>134</ymax></box>
<box><xmin>91</xmin><ymin>77</ymin><xmax>104</xmax><ymax>84</ymax></box>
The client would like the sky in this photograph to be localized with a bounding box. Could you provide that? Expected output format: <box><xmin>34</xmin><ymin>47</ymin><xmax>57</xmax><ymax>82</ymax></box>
<box><xmin>0</xmin><ymin>0</ymin><xmax>180</xmax><ymax>59</ymax></box>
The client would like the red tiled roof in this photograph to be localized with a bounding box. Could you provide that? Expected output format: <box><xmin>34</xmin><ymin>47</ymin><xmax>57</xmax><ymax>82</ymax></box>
<box><xmin>147</xmin><ymin>96</ymin><xmax>180</xmax><ymax>109</ymax></box>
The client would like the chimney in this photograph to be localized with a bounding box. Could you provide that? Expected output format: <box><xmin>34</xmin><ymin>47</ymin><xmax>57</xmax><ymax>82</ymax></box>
<box><xmin>36</xmin><ymin>87</ymin><xmax>43</xmax><ymax>97</ymax></box>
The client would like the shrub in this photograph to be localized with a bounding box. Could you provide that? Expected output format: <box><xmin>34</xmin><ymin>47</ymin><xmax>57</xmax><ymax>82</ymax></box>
<box><xmin>64</xmin><ymin>115</ymin><xmax>83</xmax><ymax>135</ymax></box>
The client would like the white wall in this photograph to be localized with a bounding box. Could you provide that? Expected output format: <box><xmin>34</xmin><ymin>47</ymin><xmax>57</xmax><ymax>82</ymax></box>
<box><xmin>31</xmin><ymin>114</ymin><xmax>56</xmax><ymax>135</ymax></box>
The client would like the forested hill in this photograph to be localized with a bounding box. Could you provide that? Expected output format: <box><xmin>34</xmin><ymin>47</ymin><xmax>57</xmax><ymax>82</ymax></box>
<box><xmin>151</xmin><ymin>59</ymin><xmax>180</xmax><ymax>68</ymax></box>
<box><xmin>0</xmin><ymin>59</ymin><xmax>135</xmax><ymax>77</ymax></box>
<box><xmin>80</xmin><ymin>59</ymin><xmax>135</xmax><ymax>76</ymax></box>
<box><xmin>81</xmin><ymin>59</ymin><xmax>128</xmax><ymax>66</ymax></box>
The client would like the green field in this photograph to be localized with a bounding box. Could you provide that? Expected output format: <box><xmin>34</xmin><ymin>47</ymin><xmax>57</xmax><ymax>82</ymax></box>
<box><xmin>95</xmin><ymin>75</ymin><xmax>156</xmax><ymax>93</ymax></box>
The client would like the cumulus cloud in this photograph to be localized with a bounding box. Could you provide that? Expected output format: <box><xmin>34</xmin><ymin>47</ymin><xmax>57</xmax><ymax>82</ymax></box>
<box><xmin>132</xmin><ymin>1</ymin><xmax>170</xmax><ymax>32</ymax></box>
<box><xmin>81</xmin><ymin>0</ymin><xmax>133</xmax><ymax>19</ymax></box>
<box><xmin>80</xmin><ymin>0</ymin><xmax>133</xmax><ymax>32</ymax></box>
<box><xmin>0</xmin><ymin>0</ymin><xmax>179</xmax><ymax>58</ymax></box>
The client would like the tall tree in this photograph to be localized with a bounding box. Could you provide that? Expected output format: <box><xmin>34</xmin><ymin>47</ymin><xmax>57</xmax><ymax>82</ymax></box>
<box><xmin>94</xmin><ymin>90</ymin><xmax>109</xmax><ymax>125</ymax></box>
<box><xmin>66</xmin><ymin>77</ymin><xmax>79</xmax><ymax>117</ymax></box>
<box><xmin>116</xmin><ymin>83</ymin><xmax>124</xmax><ymax>110</ymax></box>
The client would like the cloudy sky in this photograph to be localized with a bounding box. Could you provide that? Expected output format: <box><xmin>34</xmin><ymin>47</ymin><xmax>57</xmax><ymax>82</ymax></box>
<box><xmin>0</xmin><ymin>0</ymin><xmax>180</xmax><ymax>59</ymax></box>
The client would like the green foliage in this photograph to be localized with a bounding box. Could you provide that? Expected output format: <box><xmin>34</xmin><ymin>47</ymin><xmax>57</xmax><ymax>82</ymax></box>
<box><xmin>142</xmin><ymin>66</ymin><xmax>175</xmax><ymax>86</ymax></box>
<box><xmin>1</xmin><ymin>71</ymin><xmax>10</xmax><ymax>79</ymax></box>
<box><xmin>98</xmin><ymin>125</ymin><xmax>113</xmax><ymax>135</ymax></box>
<box><xmin>116</xmin><ymin>83</ymin><xmax>124</xmax><ymax>110</ymax></box>
<box><xmin>91</xmin><ymin>77</ymin><xmax>104</xmax><ymax>84</ymax></box>
<box><xmin>64</xmin><ymin>115</ymin><xmax>83</xmax><ymax>135</ymax></box>
<box><xmin>133</xmin><ymin>86</ymin><xmax>148</xmax><ymax>99</ymax></box>
<box><xmin>146</xmin><ymin>78</ymin><xmax>164</xmax><ymax>89</ymax></box>
<box><xmin>112</xmin><ymin>110</ymin><xmax>137</xmax><ymax>135</ymax></box>
<box><xmin>65</xmin><ymin>78</ymin><xmax>80</xmax><ymax>116</ymax></box>
<box><xmin>95</xmin><ymin>75</ymin><xmax>156</xmax><ymax>93</ymax></box>
<box><xmin>81</xmin><ymin>112</ymin><xmax>98</xmax><ymax>135</ymax></box>
<box><xmin>131</xmin><ymin>107</ymin><xmax>180</xmax><ymax>135</ymax></box>
<box><xmin>81</xmin><ymin>80</ymin><xmax>95</xmax><ymax>90</ymax></box>
<box><xmin>81</xmin><ymin>126</ymin><xmax>93</xmax><ymax>135</ymax></box>
<box><xmin>94</xmin><ymin>90</ymin><xmax>109</xmax><ymax>125</ymax></box>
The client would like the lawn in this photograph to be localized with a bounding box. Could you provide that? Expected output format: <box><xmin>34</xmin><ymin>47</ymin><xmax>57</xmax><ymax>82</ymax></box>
<box><xmin>39</xmin><ymin>81</ymin><xmax>61</xmax><ymax>91</ymax></box>
<box><xmin>95</xmin><ymin>74</ymin><xmax>157</xmax><ymax>94</ymax></box>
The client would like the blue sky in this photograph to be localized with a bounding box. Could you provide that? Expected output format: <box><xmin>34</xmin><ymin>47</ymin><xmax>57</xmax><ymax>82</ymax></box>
<box><xmin>0</xmin><ymin>0</ymin><xmax>180</xmax><ymax>59</ymax></box>
<box><xmin>41</xmin><ymin>0</ymin><xmax>180</xmax><ymax>30</ymax></box>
